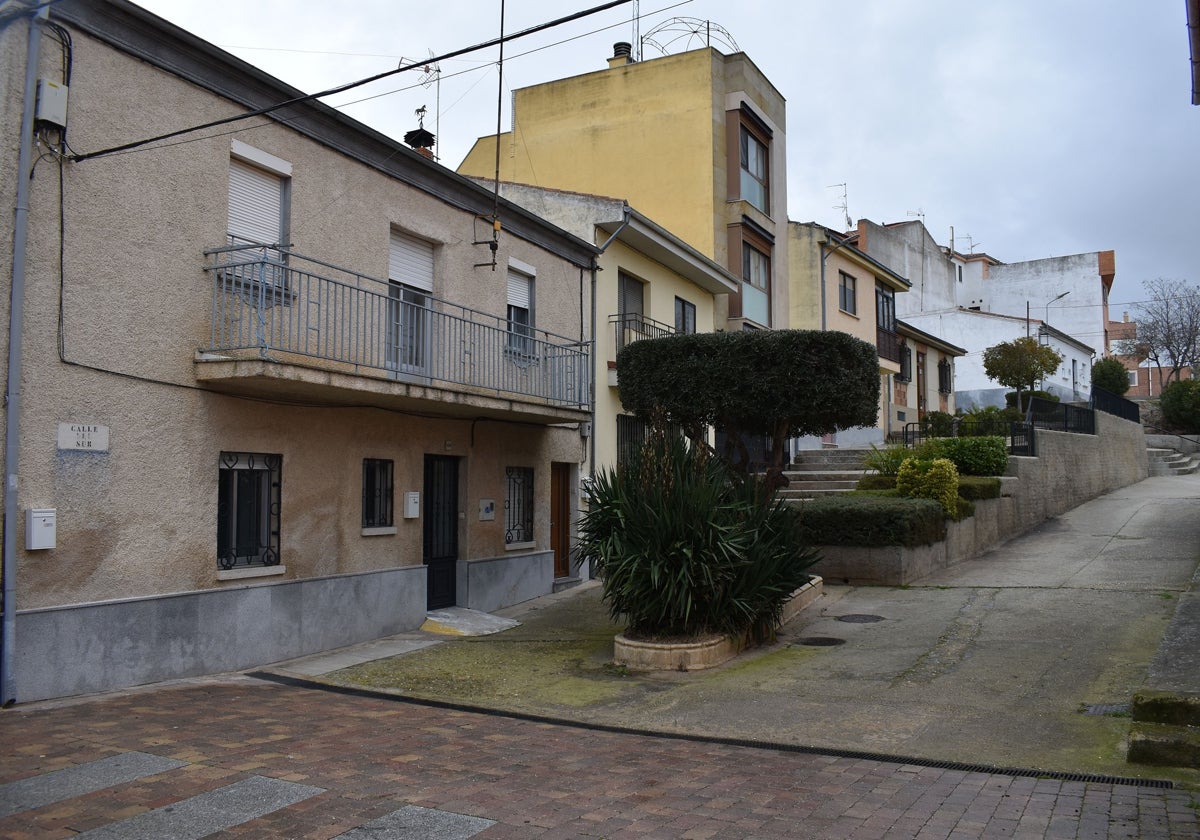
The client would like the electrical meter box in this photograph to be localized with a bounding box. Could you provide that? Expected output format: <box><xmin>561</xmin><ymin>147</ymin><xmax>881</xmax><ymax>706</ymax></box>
<box><xmin>36</xmin><ymin>79</ymin><xmax>69</xmax><ymax>128</ymax></box>
<box><xmin>27</xmin><ymin>508</ymin><xmax>56</xmax><ymax>550</ymax></box>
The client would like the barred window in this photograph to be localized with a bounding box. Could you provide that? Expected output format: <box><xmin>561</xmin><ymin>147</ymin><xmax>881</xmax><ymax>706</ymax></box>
<box><xmin>897</xmin><ymin>344</ymin><xmax>912</xmax><ymax>383</ymax></box>
<box><xmin>938</xmin><ymin>358</ymin><xmax>953</xmax><ymax>394</ymax></box>
<box><xmin>362</xmin><ymin>458</ymin><xmax>394</xmax><ymax>528</ymax></box>
<box><xmin>504</xmin><ymin>466</ymin><xmax>534</xmax><ymax>545</ymax></box>
<box><xmin>217</xmin><ymin>452</ymin><xmax>281</xmax><ymax>570</ymax></box>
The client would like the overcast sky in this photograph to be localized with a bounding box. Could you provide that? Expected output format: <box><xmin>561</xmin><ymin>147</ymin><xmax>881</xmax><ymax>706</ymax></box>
<box><xmin>137</xmin><ymin>0</ymin><xmax>1197</xmax><ymax>316</ymax></box>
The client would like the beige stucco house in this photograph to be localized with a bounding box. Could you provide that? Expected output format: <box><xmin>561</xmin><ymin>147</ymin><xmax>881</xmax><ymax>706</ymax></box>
<box><xmin>476</xmin><ymin>184</ymin><xmax>738</xmax><ymax>477</ymax></box>
<box><xmin>0</xmin><ymin>0</ymin><xmax>599</xmax><ymax>702</ymax></box>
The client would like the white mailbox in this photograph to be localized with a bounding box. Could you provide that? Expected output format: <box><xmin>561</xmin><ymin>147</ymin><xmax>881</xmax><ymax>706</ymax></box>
<box><xmin>27</xmin><ymin>508</ymin><xmax>56</xmax><ymax>550</ymax></box>
<box><xmin>403</xmin><ymin>491</ymin><xmax>420</xmax><ymax>519</ymax></box>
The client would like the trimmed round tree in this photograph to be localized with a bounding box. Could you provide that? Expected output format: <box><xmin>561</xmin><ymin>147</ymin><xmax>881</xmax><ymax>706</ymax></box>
<box><xmin>617</xmin><ymin>329</ymin><xmax>881</xmax><ymax>493</ymax></box>
<box><xmin>982</xmin><ymin>337</ymin><xmax>1063</xmax><ymax>413</ymax></box>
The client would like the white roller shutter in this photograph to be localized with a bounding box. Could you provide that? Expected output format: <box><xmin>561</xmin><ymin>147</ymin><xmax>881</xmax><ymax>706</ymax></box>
<box><xmin>228</xmin><ymin>159</ymin><xmax>283</xmax><ymax>245</ymax></box>
<box><xmin>389</xmin><ymin>230</ymin><xmax>434</xmax><ymax>293</ymax></box>
<box><xmin>506</xmin><ymin>270</ymin><xmax>532</xmax><ymax>310</ymax></box>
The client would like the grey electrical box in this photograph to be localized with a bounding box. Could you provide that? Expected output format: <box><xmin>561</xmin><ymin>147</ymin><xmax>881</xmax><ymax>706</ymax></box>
<box><xmin>26</xmin><ymin>508</ymin><xmax>56</xmax><ymax>550</ymax></box>
<box><xmin>36</xmin><ymin>79</ymin><xmax>69</xmax><ymax>128</ymax></box>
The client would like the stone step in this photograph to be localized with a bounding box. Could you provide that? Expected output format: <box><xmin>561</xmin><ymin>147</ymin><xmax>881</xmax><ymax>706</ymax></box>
<box><xmin>1146</xmin><ymin>447</ymin><xmax>1200</xmax><ymax>476</ymax></box>
<box><xmin>778</xmin><ymin>480</ymin><xmax>861</xmax><ymax>497</ymax></box>
<box><xmin>782</xmin><ymin>469</ymin><xmax>867</xmax><ymax>482</ymax></box>
<box><xmin>781</xmin><ymin>488</ymin><xmax>856</xmax><ymax>502</ymax></box>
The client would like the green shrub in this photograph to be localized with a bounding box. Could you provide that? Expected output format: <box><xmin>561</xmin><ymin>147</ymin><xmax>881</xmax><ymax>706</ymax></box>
<box><xmin>1005</xmin><ymin>390</ymin><xmax>1058</xmax><ymax>408</ymax></box>
<box><xmin>960</xmin><ymin>405</ymin><xmax>1021</xmax><ymax>435</ymax></box>
<box><xmin>578</xmin><ymin>432</ymin><xmax>819</xmax><ymax>643</ymax></box>
<box><xmin>957</xmin><ymin>476</ymin><xmax>1002</xmax><ymax>501</ymax></box>
<box><xmin>1091</xmin><ymin>356</ymin><xmax>1131</xmax><ymax>396</ymax></box>
<box><xmin>856</xmin><ymin>474</ymin><xmax>897</xmax><ymax>491</ymax></box>
<box><xmin>924</xmin><ymin>436</ymin><xmax>1008</xmax><ymax>476</ymax></box>
<box><xmin>896</xmin><ymin>457</ymin><xmax>959</xmax><ymax>516</ymax></box>
<box><xmin>926</xmin><ymin>411</ymin><xmax>955</xmax><ymax>437</ymax></box>
<box><xmin>953</xmin><ymin>497</ymin><xmax>976</xmax><ymax>521</ymax></box>
<box><xmin>861</xmin><ymin>443</ymin><xmax>910</xmax><ymax>476</ymax></box>
<box><xmin>797</xmin><ymin>495</ymin><xmax>946</xmax><ymax>547</ymax></box>
<box><xmin>1158</xmin><ymin>379</ymin><xmax>1200</xmax><ymax>433</ymax></box>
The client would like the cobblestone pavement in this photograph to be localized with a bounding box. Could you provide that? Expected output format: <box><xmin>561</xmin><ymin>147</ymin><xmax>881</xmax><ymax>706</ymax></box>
<box><xmin>1</xmin><ymin>677</ymin><xmax>1196</xmax><ymax>839</ymax></box>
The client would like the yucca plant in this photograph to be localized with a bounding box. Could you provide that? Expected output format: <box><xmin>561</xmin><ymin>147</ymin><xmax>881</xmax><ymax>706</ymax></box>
<box><xmin>579</xmin><ymin>430</ymin><xmax>819</xmax><ymax>643</ymax></box>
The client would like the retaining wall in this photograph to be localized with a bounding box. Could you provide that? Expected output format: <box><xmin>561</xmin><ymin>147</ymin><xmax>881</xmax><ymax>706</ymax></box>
<box><xmin>811</xmin><ymin>413</ymin><xmax>1148</xmax><ymax>585</ymax></box>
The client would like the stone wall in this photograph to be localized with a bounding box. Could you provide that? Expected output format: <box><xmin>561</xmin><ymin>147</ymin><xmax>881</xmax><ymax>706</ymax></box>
<box><xmin>811</xmin><ymin>413</ymin><xmax>1148</xmax><ymax>585</ymax></box>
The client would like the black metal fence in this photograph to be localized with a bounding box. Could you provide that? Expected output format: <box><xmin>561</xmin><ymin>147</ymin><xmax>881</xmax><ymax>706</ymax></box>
<box><xmin>901</xmin><ymin>419</ymin><xmax>1035</xmax><ymax>456</ymax></box>
<box><xmin>1027</xmin><ymin>396</ymin><xmax>1095</xmax><ymax>435</ymax></box>
<box><xmin>1091</xmin><ymin>387</ymin><xmax>1140</xmax><ymax>423</ymax></box>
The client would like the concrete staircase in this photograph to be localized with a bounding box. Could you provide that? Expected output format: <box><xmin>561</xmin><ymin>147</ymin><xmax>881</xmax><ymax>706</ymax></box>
<box><xmin>777</xmin><ymin>449</ymin><xmax>869</xmax><ymax>501</ymax></box>
<box><xmin>1147</xmin><ymin>447</ymin><xmax>1200</xmax><ymax>476</ymax></box>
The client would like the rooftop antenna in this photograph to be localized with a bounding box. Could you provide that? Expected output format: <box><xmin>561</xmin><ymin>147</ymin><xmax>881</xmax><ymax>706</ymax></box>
<box><xmin>476</xmin><ymin>0</ymin><xmax>504</xmax><ymax>269</ymax></box>
<box><xmin>963</xmin><ymin>234</ymin><xmax>980</xmax><ymax>254</ymax></box>
<box><xmin>828</xmin><ymin>182</ymin><xmax>852</xmax><ymax>230</ymax></box>
<box><xmin>419</xmin><ymin>49</ymin><xmax>441</xmax><ymax>159</ymax></box>
<box><xmin>907</xmin><ymin>207</ymin><xmax>925</xmax><ymax>225</ymax></box>
<box><xmin>632</xmin><ymin>0</ymin><xmax>640</xmax><ymax>61</ymax></box>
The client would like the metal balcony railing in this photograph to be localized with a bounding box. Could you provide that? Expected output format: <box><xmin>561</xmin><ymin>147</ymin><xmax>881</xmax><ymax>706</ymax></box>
<box><xmin>203</xmin><ymin>243</ymin><xmax>590</xmax><ymax>409</ymax></box>
<box><xmin>610</xmin><ymin>312</ymin><xmax>676</xmax><ymax>353</ymax></box>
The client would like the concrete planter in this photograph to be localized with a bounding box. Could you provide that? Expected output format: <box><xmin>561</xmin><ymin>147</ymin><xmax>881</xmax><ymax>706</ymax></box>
<box><xmin>613</xmin><ymin>576</ymin><xmax>824</xmax><ymax>671</ymax></box>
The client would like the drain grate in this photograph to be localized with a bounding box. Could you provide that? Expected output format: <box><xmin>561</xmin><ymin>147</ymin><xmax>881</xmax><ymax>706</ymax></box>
<box><xmin>795</xmin><ymin>637</ymin><xmax>846</xmax><ymax>647</ymax></box>
<box><xmin>1082</xmin><ymin>703</ymin><xmax>1131</xmax><ymax>716</ymax></box>
<box><xmin>835</xmin><ymin>614</ymin><xmax>885</xmax><ymax>623</ymax></box>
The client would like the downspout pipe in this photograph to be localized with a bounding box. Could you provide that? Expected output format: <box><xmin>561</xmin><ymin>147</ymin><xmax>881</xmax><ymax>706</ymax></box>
<box><xmin>591</xmin><ymin>203</ymin><xmax>632</xmax><ymax>477</ymax></box>
<box><xmin>3</xmin><ymin>4</ymin><xmax>48</xmax><ymax>706</ymax></box>
<box><xmin>584</xmin><ymin>203</ymin><xmax>630</xmax><ymax>577</ymax></box>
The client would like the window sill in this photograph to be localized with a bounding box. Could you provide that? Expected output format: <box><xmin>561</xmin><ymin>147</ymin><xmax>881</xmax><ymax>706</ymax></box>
<box><xmin>505</xmin><ymin>541</ymin><xmax>536</xmax><ymax>552</ymax></box>
<box><xmin>217</xmin><ymin>564</ymin><xmax>287</xmax><ymax>581</ymax></box>
<box><xmin>362</xmin><ymin>526</ymin><xmax>398</xmax><ymax>537</ymax></box>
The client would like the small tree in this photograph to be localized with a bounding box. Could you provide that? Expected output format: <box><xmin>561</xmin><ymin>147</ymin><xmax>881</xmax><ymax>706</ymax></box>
<box><xmin>1121</xmin><ymin>278</ymin><xmax>1200</xmax><ymax>389</ymax></box>
<box><xmin>1091</xmin><ymin>356</ymin><xmax>1131</xmax><ymax>396</ymax></box>
<box><xmin>982</xmin><ymin>337</ymin><xmax>1063</xmax><ymax>414</ymax></box>
<box><xmin>617</xmin><ymin>330</ymin><xmax>880</xmax><ymax>494</ymax></box>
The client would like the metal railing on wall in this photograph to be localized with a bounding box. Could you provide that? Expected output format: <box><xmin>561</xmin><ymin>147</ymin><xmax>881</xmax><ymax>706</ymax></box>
<box><xmin>1027</xmin><ymin>396</ymin><xmax>1095</xmax><ymax>435</ymax></box>
<box><xmin>1091</xmin><ymin>387</ymin><xmax>1140</xmax><ymax>423</ymax></box>
<box><xmin>204</xmin><ymin>244</ymin><xmax>591</xmax><ymax>409</ymax></box>
<box><xmin>901</xmin><ymin>418</ymin><xmax>1036</xmax><ymax>456</ymax></box>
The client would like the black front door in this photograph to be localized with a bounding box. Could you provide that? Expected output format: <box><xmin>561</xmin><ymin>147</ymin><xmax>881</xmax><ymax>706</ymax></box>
<box><xmin>423</xmin><ymin>454</ymin><xmax>458</xmax><ymax>609</ymax></box>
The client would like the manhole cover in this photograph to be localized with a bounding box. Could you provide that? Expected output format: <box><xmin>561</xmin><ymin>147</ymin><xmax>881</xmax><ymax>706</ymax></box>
<box><xmin>795</xmin><ymin>637</ymin><xmax>846</xmax><ymax>647</ymax></box>
<box><xmin>836</xmin><ymin>614</ymin><xmax>885</xmax><ymax>623</ymax></box>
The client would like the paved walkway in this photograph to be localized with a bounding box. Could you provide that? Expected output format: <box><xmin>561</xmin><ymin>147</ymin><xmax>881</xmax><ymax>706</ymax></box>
<box><xmin>1</xmin><ymin>677</ymin><xmax>1196</xmax><ymax>839</ymax></box>
<box><xmin>1</xmin><ymin>474</ymin><xmax>1199</xmax><ymax>838</ymax></box>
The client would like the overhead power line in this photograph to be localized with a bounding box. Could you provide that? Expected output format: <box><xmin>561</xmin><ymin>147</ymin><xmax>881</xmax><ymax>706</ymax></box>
<box><xmin>69</xmin><ymin>0</ymin><xmax>633</xmax><ymax>163</ymax></box>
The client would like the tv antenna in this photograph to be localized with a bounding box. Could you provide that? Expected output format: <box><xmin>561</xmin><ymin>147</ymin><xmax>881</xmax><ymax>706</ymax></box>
<box><xmin>907</xmin><ymin>207</ymin><xmax>926</xmax><ymax>225</ymax></box>
<box><xmin>828</xmin><ymin>183</ymin><xmax>852</xmax><ymax>230</ymax></box>
<box><xmin>398</xmin><ymin>50</ymin><xmax>441</xmax><ymax>158</ymax></box>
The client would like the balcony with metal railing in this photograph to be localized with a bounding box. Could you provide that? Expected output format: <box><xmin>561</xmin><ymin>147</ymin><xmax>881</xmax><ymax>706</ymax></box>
<box><xmin>197</xmin><ymin>244</ymin><xmax>591</xmax><ymax>423</ymax></box>
<box><xmin>610</xmin><ymin>312</ymin><xmax>676</xmax><ymax>354</ymax></box>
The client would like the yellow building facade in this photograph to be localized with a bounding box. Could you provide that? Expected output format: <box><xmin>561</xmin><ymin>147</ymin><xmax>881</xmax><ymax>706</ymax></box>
<box><xmin>459</xmin><ymin>46</ymin><xmax>788</xmax><ymax>331</ymax></box>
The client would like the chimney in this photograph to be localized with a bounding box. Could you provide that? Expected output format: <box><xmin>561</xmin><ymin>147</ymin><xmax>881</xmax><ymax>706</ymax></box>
<box><xmin>403</xmin><ymin>126</ymin><xmax>436</xmax><ymax>160</ymax></box>
<box><xmin>1123</xmin><ymin>311</ymin><xmax>1129</xmax><ymax>322</ymax></box>
<box><xmin>608</xmin><ymin>41</ymin><xmax>634</xmax><ymax>68</ymax></box>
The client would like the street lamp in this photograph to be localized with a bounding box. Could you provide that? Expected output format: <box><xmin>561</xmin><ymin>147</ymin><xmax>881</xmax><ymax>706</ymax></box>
<box><xmin>1026</xmin><ymin>291</ymin><xmax>1071</xmax><ymax>337</ymax></box>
